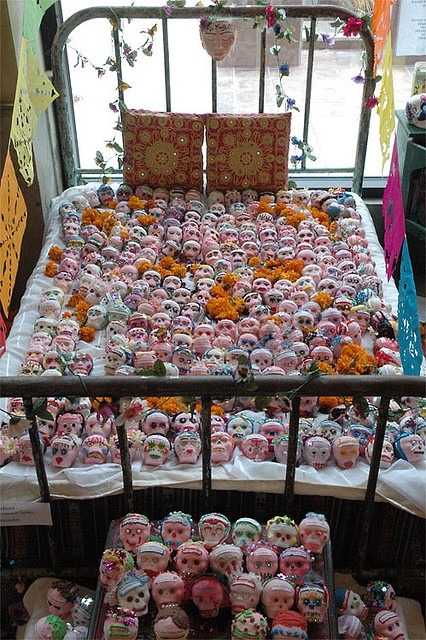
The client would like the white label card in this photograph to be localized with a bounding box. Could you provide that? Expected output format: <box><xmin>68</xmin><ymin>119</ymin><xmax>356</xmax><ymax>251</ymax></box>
<box><xmin>0</xmin><ymin>502</ymin><xmax>53</xmax><ymax>526</ymax></box>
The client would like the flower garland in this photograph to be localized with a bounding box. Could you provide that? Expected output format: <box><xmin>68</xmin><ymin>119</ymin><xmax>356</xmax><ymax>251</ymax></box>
<box><xmin>335</xmin><ymin>343</ymin><xmax>378</xmax><ymax>375</ymax></box>
<box><xmin>206</xmin><ymin>285</ymin><xmax>245</xmax><ymax>321</ymax></box>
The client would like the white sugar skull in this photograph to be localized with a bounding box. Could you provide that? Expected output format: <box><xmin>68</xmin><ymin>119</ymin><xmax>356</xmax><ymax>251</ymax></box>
<box><xmin>174</xmin><ymin>430</ymin><xmax>202</xmax><ymax>464</ymax></box>
<box><xmin>211</xmin><ymin>431</ymin><xmax>235</xmax><ymax>464</ymax></box>
<box><xmin>116</xmin><ymin>570</ymin><xmax>150</xmax><ymax>616</ymax></box>
<box><xmin>405</xmin><ymin>93</ymin><xmax>426</xmax><ymax>129</ymax></box>
<box><xmin>198</xmin><ymin>513</ymin><xmax>231</xmax><ymax>549</ymax></box>
<box><xmin>160</xmin><ymin>512</ymin><xmax>193</xmax><ymax>551</ymax></box>
<box><xmin>241</xmin><ymin>433</ymin><xmax>269</xmax><ymax>462</ymax></box>
<box><xmin>250</xmin><ymin>347</ymin><xmax>273</xmax><ymax>371</ymax></box>
<box><xmin>119</xmin><ymin>513</ymin><xmax>151</xmax><ymax>553</ymax></box>
<box><xmin>299</xmin><ymin>512</ymin><xmax>330</xmax><ymax>554</ymax></box>
<box><xmin>266</xmin><ymin>515</ymin><xmax>299</xmax><ymax>550</ymax></box>
<box><xmin>142</xmin><ymin>434</ymin><xmax>171</xmax><ymax>467</ymax></box>
<box><xmin>231</xmin><ymin>517</ymin><xmax>262</xmax><ymax>552</ymax></box>
<box><xmin>261</xmin><ymin>577</ymin><xmax>295</xmax><ymax>619</ymax></box>
<box><xmin>332</xmin><ymin>435</ymin><xmax>360</xmax><ymax>469</ymax></box>
<box><xmin>136</xmin><ymin>541</ymin><xmax>170</xmax><ymax>578</ymax></box>
<box><xmin>209</xmin><ymin>543</ymin><xmax>243</xmax><ymax>579</ymax></box>
<box><xmin>365</xmin><ymin>435</ymin><xmax>394</xmax><ymax>468</ymax></box>
<box><xmin>50</xmin><ymin>433</ymin><xmax>80</xmax><ymax>468</ymax></box>
<box><xmin>151</xmin><ymin>572</ymin><xmax>185</xmax><ymax>609</ymax></box>
<box><xmin>226</xmin><ymin>414</ymin><xmax>254</xmax><ymax>442</ymax></box>
<box><xmin>229</xmin><ymin>573</ymin><xmax>263</xmax><ymax>614</ymax></box>
<box><xmin>303</xmin><ymin>436</ymin><xmax>332</xmax><ymax>469</ymax></box>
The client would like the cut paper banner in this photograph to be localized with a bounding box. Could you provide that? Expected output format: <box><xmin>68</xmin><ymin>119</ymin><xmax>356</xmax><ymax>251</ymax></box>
<box><xmin>23</xmin><ymin>0</ymin><xmax>57</xmax><ymax>53</ymax></box>
<box><xmin>382</xmin><ymin>137</ymin><xmax>405</xmax><ymax>279</ymax></box>
<box><xmin>377</xmin><ymin>35</ymin><xmax>395</xmax><ymax>172</ymax></box>
<box><xmin>10</xmin><ymin>36</ymin><xmax>59</xmax><ymax>185</ymax></box>
<box><xmin>0</xmin><ymin>150</ymin><xmax>28</xmax><ymax>314</ymax></box>
<box><xmin>398</xmin><ymin>237</ymin><xmax>423</xmax><ymax>376</ymax></box>
<box><xmin>372</xmin><ymin>0</ymin><xmax>396</xmax><ymax>76</ymax></box>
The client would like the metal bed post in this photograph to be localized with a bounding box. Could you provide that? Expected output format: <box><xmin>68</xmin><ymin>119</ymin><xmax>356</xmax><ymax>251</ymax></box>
<box><xmin>200</xmin><ymin>395</ymin><xmax>213</xmax><ymax>513</ymax></box>
<box><xmin>283</xmin><ymin>396</ymin><xmax>300</xmax><ymax>515</ymax></box>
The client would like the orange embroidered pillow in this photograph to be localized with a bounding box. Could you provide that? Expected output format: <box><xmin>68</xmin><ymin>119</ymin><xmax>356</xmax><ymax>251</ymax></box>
<box><xmin>205</xmin><ymin>112</ymin><xmax>291</xmax><ymax>194</ymax></box>
<box><xmin>122</xmin><ymin>110</ymin><xmax>204</xmax><ymax>192</ymax></box>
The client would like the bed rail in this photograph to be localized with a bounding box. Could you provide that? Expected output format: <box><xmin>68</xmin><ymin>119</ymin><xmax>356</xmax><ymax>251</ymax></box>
<box><xmin>1</xmin><ymin>373</ymin><xmax>424</xmax><ymax>570</ymax></box>
<box><xmin>51</xmin><ymin>4</ymin><xmax>375</xmax><ymax>193</ymax></box>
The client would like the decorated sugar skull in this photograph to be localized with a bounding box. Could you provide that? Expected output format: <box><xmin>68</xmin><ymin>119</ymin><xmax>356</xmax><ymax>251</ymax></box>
<box><xmin>229</xmin><ymin>572</ymin><xmax>263</xmax><ymax>614</ymax></box>
<box><xmin>261</xmin><ymin>576</ymin><xmax>295</xmax><ymax>620</ymax></box>
<box><xmin>151</xmin><ymin>572</ymin><xmax>185</xmax><ymax>610</ymax></box>
<box><xmin>365</xmin><ymin>435</ymin><xmax>394</xmax><ymax>468</ymax></box>
<box><xmin>319</xmin><ymin>419</ymin><xmax>343</xmax><ymax>444</ymax></box>
<box><xmin>209</xmin><ymin>543</ymin><xmax>243</xmax><ymax>580</ymax></box>
<box><xmin>71</xmin><ymin>594</ymin><xmax>95</xmax><ymax>628</ymax></box>
<box><xmin>143</xmin><ymin>434</ymin><xmax>171</xmax><ymax>467</ymax></box>
<box><xmin>364</xmin><ymin>580</ymin><xmax>397</xmax><ymax>614</ymax></box>
<box><xmin>226</xmin><ymin>413</ymin><xmax>254</xmax><ymax>443</ymax></box>
<box><xmin>119</xmin><ymin>513</ymin><xmax>151</xmax><ymax>553</ymax></box>
<box><xmin>198</xmin><ymin>513</ymin><xmax>231</xmax><ymax>549</ymax></box>
<box><xmin>335</xmin><ymin>588</ymin><xmax>368</xmax><ymax>620</ymax></box>
<box><xmin>103</xmin><ymin>606</ymin><xmax>138</xmax><ymax>640</ymax></box>
<box><xmin>174</xmin><ymin>430</ymin><xmax>202</xmax><ymax>465</ymax></box>
<box><xmin>274</xmin><ymin>349</ymin><xmax>298</xmax><ymax>373</ymax></box>
<box><xmin>82</xmin><ymin>434</ymin><xmax>109</xmax><ymax>464</ymax></box>
<box><xmin>279</xmin><ymin>547</ymin><xmax>312</xmax><ymax>585</ymax></box>
<box><xmin>34</xmin><ymin>615</ymin><xmax>68</xmax><ymax>640</ymax></box>
<box><xmin>153</xmin><ymin>606</ymin><xmax>189</xmax><ymax>640</ymax></box>
<box><xmin>136</xmin><ymin>541</ymin><xmax>170</xmax><ymax>578</ymax></box>
<box><xmin>337</xmin><ymin>614</ymin><xmax>365</xmax><ymax>639</ymax></box>
<box><xmin>160</xmin><ymin>511</ymin><xmax>193</xmax><ymax>551</ymax></box>
<box><xmin>273</xmin><ymin>434</ymin><xmax>303</xmax><ymax>466</ymax></box>
<box><xmin>374</xmin><ymin>610</ymin><xmax>405</xmax><ymax>640</ymax></box>
<box><xmin>265</xmin><ymin>515</ymin><xmax>299</xmax><ymax>550</ymax></box>
<box><xmin>394</xmin><ymin>432</ymin><xmax>425</xmax><ymax>464</ymax></box>
<box><xmin>175</xmin><ymin>540</ymin><xmax>209</xmax><ymax>579</ymax></box>
<box><xmin>231</xmin><ymin>517</ymin><xmax>262</xmax><ymax>552</ymax></box>
<box><xmin>270</xmin><ymin>610</ymin><xmax>308</xmax><ymax>639</ymax></box>
<box><xmin>142</xmin><ymin>410</ymin><xmax>170</xmax><ymax>437</ymax></box>
<box><xmin>211</xmin><ymin>430</ymin><xmax>235</xmax><ymax>464</ymax></box>
<box><xmin>55</xmin><ymin>411</ymin><xmax>84</xmax><ymax>437</ymax></box>
<box><xmin>299</xmin><ymin>512</ymin><xmax>330</xmax><ymax>554</ymax></box>
<box><xmin>332</xmin><ymin>435</ymin><xmax>360</xmax><ymax>469</ymax></box>
<box><xmin>172</xmin><ymin>346</ymin><xmax>196</xmax><ymax>375</ymax></box>
<box><xmin>245</xmin><ymin>543</ymin><xmax>278</xmax><ymax>582</ymax></box>
<box><xmin>405</xmin><ymin>93</ymin><xmax>426</xmax><ymax>129</ymax></box>
<box><xmin>116</xmin><ymin>570</ymin><xmax>150</xmax><ymax>617</ymax></box>
<box><xmin>303</xmin><ymin>435</ymin><xmax>332</xmax><ymax>469</ymax></box>
<box><xmin>296</xmin><ymin>583</ymin><xmax>329</xmax><ymax>623</ymax></box>
<box><xmin>231</xmin><ymin>610</ymin><xmax>269</xmax><ymax>640</ymax></box>
<box><xmin>241</xmin><ymin>433</ymin><xmax>269</xmax><ymax>462</ymax></box>
<box><xmin>46</xmin><ymin>580</ymin><xmax>79</xmax><ymax>619</ymax></box>
<box><xmin>346</xmin><ymin>423</ymin><xmax>373</xmax><ymax>456</ymax></box>
<box><xmin>260</xmin><ymin>419</ymin><xmax>286</xmax><ymax>453</ymax></box>
<box><xmin>50</xmin><ymin>433</ymin><xmax>80</xmax><ymax>468</ymax></box>
<box><xmin>191</xmin><ymin>576</ymin><xmax>225</xmax><ymax>619</ymax></box>
<box><xmin>99</xmin><ymin>548</ymin><xmax>134</xmax><ymax>593</ymax></box>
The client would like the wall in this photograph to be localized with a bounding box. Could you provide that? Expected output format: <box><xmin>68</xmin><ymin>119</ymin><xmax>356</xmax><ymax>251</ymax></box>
<box><xmin>1</xmin><ymin>1</ymin><xmax>62</xmax><ymax>318</ymax></box>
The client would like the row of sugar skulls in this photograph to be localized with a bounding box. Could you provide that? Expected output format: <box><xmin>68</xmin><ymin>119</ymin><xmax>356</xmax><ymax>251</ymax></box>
<box><xmin>97</xmin><ymin>511</ymin><xmax>332</xmax><ymax>640</ymax></box>
<box><xmin>4</xmin><ymin>393</ymin><xmax>424</xmax><ymax>470</ymax></box>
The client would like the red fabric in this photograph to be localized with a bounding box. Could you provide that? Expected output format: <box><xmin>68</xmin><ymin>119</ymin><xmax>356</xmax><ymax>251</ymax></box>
<box><xmin>205</xmin><ymin>112</ymin><xmax>291</xmax><ymax>194</ymax></box>
<box><xmin>122</xmin><ymin>110</ymin><xmax>204</xmax><ymax>192</ymax></box>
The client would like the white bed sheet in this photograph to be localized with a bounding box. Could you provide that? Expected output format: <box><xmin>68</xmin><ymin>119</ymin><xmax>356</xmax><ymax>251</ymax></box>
<box><xmin>1</xmin><ymin>187</ymin><xmax>425</xmax><ymax>519</ymax></box>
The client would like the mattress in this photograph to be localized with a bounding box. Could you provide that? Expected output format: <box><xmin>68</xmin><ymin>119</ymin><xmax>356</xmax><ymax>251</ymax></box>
<box><xmin>0</xmin><ymin>184</ymin><xmax>425</xmax><ymax>519</ymax></box>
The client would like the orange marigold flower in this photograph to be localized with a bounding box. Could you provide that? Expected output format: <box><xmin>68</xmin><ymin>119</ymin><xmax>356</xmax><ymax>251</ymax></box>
<box><xmin>316</xmin><ymin>362</ymin><xmax>335</xmax><ymax>375</ymax></box>
<box><xmin>107</xmin><ymin>199</ymin><xmax>119</xmax><ymax>209</ymax></box>
<box><xmin>48</xmin><ymin>245</ymin><xmax>63</xmax><ymax>261</ymax></box>
<box><xmin>249</xmin><ymin>256</ymin><xmax>262</xmax><ymax>266</ymax></box>
<box><xmin>67</xmin><ymin>293</ymin><xmax>85</xmax><ymax>308</ymax></box>
<box><xmin>314</xmin><ymin>292</ymin><xmax>334</xmax><ymax>310</ymax></box>
<box><xmin>138</xmin><ymin>214</ymin><xmax>157</xmax><ymax>227</ymax></box>
<box><xmin>275</xmin><ymin>203</ymin><xmax>294</xmax><ymax>216</ymax></box>
<box><xmin>75</xmin><ymin>300</ymin><xmax>91</xmax><ymax>324</ymax></box>
<box><xmin>61</xmin><ymin>311</ymin><xmax>72</xmax><ymax>319</ymax></box>
<box><xmin>159</xmin><ymin>256</ymin><xmax>174</xmax><ymax>270</ymax></box>
<box><xmin>223</xmin><ymin>273</ymin><xmax>239</xmax><ymax>289</ymax></box>
<box><xmin>285</xmin><ymin>211</ymin><xmax>308</xmax><ymax>228</ymax></box>
<box><xmin>80</xmin><ymin>326</ymin><xmax>96</xmax><ymax>342</ymax></box>
<box><xmin>146</xmin><ymin>396</ymin><xmax>186</xmax><ymax>415</ymax></box>
<box><xmin>137</xmin><ymin>260</ymin><xmax>160</xmax><ymax>275</ymax></box>
<box><xmin>128</xmin><ymin>195</ymin><xmax>146</xmax><ymax>210</ymax></box>
<box><xmin>317</xmin><ymin>396</ymin><xmax>341</xmax><ymax>411</ymax></box>
<box><xmin>45</xmin><ymin>261</ymin><xmax>58</xmax><ymax>277</ymax></box>
<box><xmin>82</xmin><ymin>208</ymin><xmax>98</xmax><ymax>225</ymax></box>
<box><xmin>335</xmin><ymin>344</ymin><xmax>377</xmax><ymax>375</ymax></box>
<box><xmin>256</xmin><ymin>199</ymin><xmax>276</xmax><ymax>216</ymax></box>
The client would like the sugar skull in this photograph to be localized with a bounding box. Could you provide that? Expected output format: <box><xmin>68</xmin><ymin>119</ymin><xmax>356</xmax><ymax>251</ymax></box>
<box><xmin>211</xmin><ymin>430</ymin><xmax>235</xmax><ymax>464</ymax></box>
<box><xmin>50</xmin><ymin>433</ymin><xmax>80</xmax><ymax>468</ymax></box>
<box><xmin>226</xmin><ymin>414</ymin><xmax>254</xmax><ymax>443</ymax></box>
<box><xmin>142</xmin><ymin>434</ymin><xmax>171</xmax><ymax>467</ymax></box>
<box><xmin>231</xmin><ymin>517</ymin><xmax>262</xmax><ymax>552</ymax></box>
<box><xmin>298</xmin><ymin>512</ymin><xmax>330</xmax><ymax>554</ymax></box>
<box><xmin>99</xmin><ymin>548</ymin><xmax>134</xmax><ymax>594</ymax></box>
<box><xmin>192</xmin><ymin>576</ymin><xmax>226</xmax><ymax>619</ymax></box>
<box><xmin>17</xmin><ymin>433</ymin><xmax>47</xmax><ymax>465</ymax></box>
<box><xmin>335</xmin><ymin>588</ymin><xmax>368</xmax><ymax>620</ymax></box>
<box><xmin>273</xmin><ymin>435</ymin><xmax>303</xmax><ymax>466</ymax></box>
<box><xmin>261</xmin><ymin>576</ymin><xmax>295</xmax><ymax>619</ymax></box>
<box><xmin>175</xmin><ymin>540</ymin><xmax>209</xmax><ymax>578</ymax></box>
<box><xmin>394</xmin><ymin>432</ymin><xmax>425</xmax><ymax>464</ymax></box>
<box><xmin>47</xmin><ymin>579</ymin><xmax>79</xmax><ymax>619</ymax></box>
<box><xmin>229</xmin><ymin>572</ymin><xmax>263</xmax><ymax>614</ymax></box>
<box><xmin>266</xmin><ymin>515</ymin><xmax>299</xmax><ymax>550</ymax></box>
<box><xmin>153</xmin><ymin>606</ymin><xmax>190</xmax><ymax>640</ymax></box>
<box><xmin>174</xmin><ymin>430</ymin><xmax>202</xmax><ymax>465</ymax></box>
<box><xmin>209</xmin><ymin>543</ymin><xmax>243</xmax><ymax>579</ymax></box>
<box><xmin>34</xmin><ymin>615</ymin><xmax>68</xmax><ymax>640</ymax></box>
<box><xmin>198</xmin><ymin>513</ymin><xmax>231</xmax><ymax>549</ymax></box>
<box><xmin>160</xmin><ymin>511</ymin><xmax>193</xmax><ymax>551</ymax></box>
<box><xmin>374</xmin><ymin>610</ymin><xmax>405</xmax><ymax>640</ymax></box>
<box><xmin>319</xmin><ymin>419</ymin><xmax>343</xmax><ymax>444</ymax></box>
<box><xmin>279</xmin><ymin>547</ymin><xmax>312</xmax><ymax>585</ymax></box>
<box><xmin>241</xmin><ymin>433</ymin><xmax>269</xmax><ymax>462</ymax></box>
<box><xmin>364</xmin><ymin>580</ymin><xmax>397</xmax><ymax>614</ymax></box>
<box><xmin>365</xmin><ymin>435</ymin><xmax>394</xmax><ymax>469</ymax></box>
<box><xmin>337</xmin><ymin>614</ymin><xmax>365</xmax><ymax>640</ymax></box>
<box><xmin>136</xmin><ymin>541</ymin><xmax>170</xmax><ymax>578</ymax></box>
<box><xmin>270</xmin><ymin>611</ymin><xmax>308</xmax><ymax>640</ymax></box>
<box><xmin>142</xmin><ymin>410</ymin><xmax>170</xmax><ymax>437</ymax></box>
<box><xmin>259</xmin><ymin>419</ymin><xmax>286</xmax><ymax>454</ymax></box>
<box><xmin>332</xmin><ymin>435</ymin><xmax>360</xmax><ymax>469</ymax></box>
<box><xmin>245</xmin><ymin>543</ymin><xmax>278</xmax><ymax>582</ymax></box>
<box><xmin>82</xmin><ymin>434</ymin><xmax>109</xmax><ymax>464</ymax></box>
<box><xmin>119</xmin><ymin>513</ymin><xmax>151</xmax><ymax>553</ymax></box>
<box><xmin>55</xmin><ymin>410</ymin><xmax>85</xmax><ymax>437</ymax></box>
<box><xmin>303</xmin><ymin>436</ymin><xmax>332</xmax><ymax>469</ymax></box>
<box><xmin>116</xmin><ymin>570</ymin><xmax>150</xmax><ymax>617</ymax></box>
<box><xmin>151</xmin><ymin>571</ymin><xmax>185</xmax><ymax>610</ymax></box>
<box><xmin>231</xmin><ymin>609</ymin><xmax>269</xmax><ymax>640</ymax></box>
<box><xmin>296</xmin><ymin>583</ymin><xmax>329</xmax><ymax>623</ymax></box>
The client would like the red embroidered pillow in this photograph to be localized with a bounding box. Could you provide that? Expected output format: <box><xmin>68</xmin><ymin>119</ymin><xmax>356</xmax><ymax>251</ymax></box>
<box><xmin>122</xmin><ymin>110</ymin><xmax>204</xmax><ymax>192</ymax></box>
<box><xmin>205</xmin><ymin>113</ymin><xmax>291</xmax><ymax>194</ymax></box>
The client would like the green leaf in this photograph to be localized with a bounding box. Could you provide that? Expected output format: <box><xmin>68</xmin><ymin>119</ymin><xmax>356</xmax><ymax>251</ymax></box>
<box><xmin>37</xmin><ymin>410</ymin><xmax>54</xmax><ymax>422</ymax></box>
<box><xmin>153</xmin><ymin>359</ymin><xmax>167</xmax><ymax>376</ymax></box>
<box><xmin>304</xmin><ymin>26</ymin><xmax>310</xmax><ymax>41</ymax></box>
<box><xmin>113</xmin><ymin>142</ymin><xmax>123</xmax><ymax>153</ymax></box>
<box><xmin>95</xmin><ymin>150</ymin><xmax>104</xmax><ymax>163</ymax></box>
<box><xmin>255</xmin><ymin>396</ymin><xmax>272</xmax><ymax>411</ymax></box>
<box><xmin>33</xmin><ymin>397</ymin><xmax>47</xmax><ymax>414</ymax></box>
<box><xmin>270</xmin><ymin>45</ymin><xmax>281</xmax><ymax>57</ymax></box>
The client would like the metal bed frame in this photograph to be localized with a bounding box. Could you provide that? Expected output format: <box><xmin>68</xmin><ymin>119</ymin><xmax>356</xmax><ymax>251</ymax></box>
<box><xmin>51</xmin><ymin>4</ymin><xmax>375</xmax><ymax>192</ymax></box>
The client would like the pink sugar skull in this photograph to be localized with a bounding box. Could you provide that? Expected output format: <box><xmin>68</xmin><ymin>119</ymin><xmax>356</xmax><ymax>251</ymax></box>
<box><xmin>119</xmin><ymin>513</ymin><xmax>151</xmax><ymax>553</ymax></box>
<box><xmin>99</xmin><ymin>548</ymin><xmax>134</xmax><ymax>593</ymax></box>
<box><xmin>198</xmin><ymin>513</ymin><xmax>231</xmax><ymax>549</ymax></box>
<box><xmin>153</xmin><ymin>606</ymin><xmax>190</xmax><ymax>640</ymax></box>
<box><xmin>299</xmin><ymin>512</ymin><xmax>330</xmax><ymax>554</ymax></box>
<box><xmin>116</xmin><ymin>570</ymin><xmax>150</xmax><ymax>617</ymax></box>
<box><xmin>136</xmin><ymin>541</ymin><xmax>170</xmax><ymax>578</ymax></box>
<box><xmin>374</xmin><ymin>610</ymin><xmax>405</xmax><ymax>640</ymax></box>
<box><xmin>337</xmin><ymin>614</ymin><xmax>365</xmax><ymax>639</ymax></box>
<box><xmin>262</xmin><ymin>577</ymin><xmax>295</xmax><ymax>619</ymax></box>
<box><xmin>245</xmin><ymin>544</ymin><xmax>278</xmax><ymax>582</ymax></box>
<box><xmin>231</xmin><ymin>517</ymin><xmax>262</xmax><ymax>552</ymax></box>
<box><xmin>332</xmin><ymin>435</ymin><xmax>360</xmax><ymax>469</ymax></box>
<box><xmin>249</xmin><ymin>347</ymin><xmax>273</xmax><ymax>372</ymax></box>
<box><xmin>175</xmin><ymin>541</ymin><xmax>209</xmax><ymax>579</ymax></box>
<box><xmin>209</xmin><ymin>543</ymin><xmax>243</xmax><ymax>580</ymax></box>
<box><xmin>103</xmin><ymin>607</ymin><xmax>138</xmax><ymax>640</ymax></box>
<box><xmin>273</xmin><ymin>434</ymin><xmax>303</xmax><ymax>466</ymax></box>
<box><xmin>151</xmin><ymin>572</ymin><xmax>185</xmax><ymax>609</ymax></box>
<box><xmin>279</xmin><ymin>546</ymin><xmax>312</xmax><ymax>584</ymax></box>
<box><xmin>160</xmin><ymin>511</ymin><xmax>193</xmax><ymax>551</ymax></box>
<box><xmin>50</xmin><ymin>433</ymin><xmax>80</xmax><ymax>468</ymax></box>
<box><xmin>17</xmin><ymin>433</ymin><xmax>46</xmax><ymax>465</ymax></box>
<box><xmin>270</xmin><ymin>611</ymin><xmax>308</xmax><ymax>639</ymax></box>
<box><xmin>365</xmin><ymin>435</ymin><xmax>394</xmax><ymax>468</ymax></box>
<box><xmin>85</xmin><ymin>413</ymin><xmax>114</xmax><ymax>438</ymax></box>
<box><xmin>335</xmin><ymin>588</ymin><xmax>368</xmax><ymax>620</ymax></box>
<box><xmin>143</xmin><ymin>434</ymin><xmax>171</xmax><ymax>467</ymax></box>
<box><xmin>174</xmin><ymin>430</ymin><xmax>201</xmax><ymax>464</ymax></box>
<box><xmin>241</xmin><ymin>433</ymin><xmax>269</xmax><ymax>462</ymax></box>
<box><xmin>192</xmin><ymin>576</ymin><xmax>226</xmax><ymax>618</ymax></box>
<box><xmin>142</xmin><ymin>410</ymin><xmax>170</xmax><ymax>437</ymax></box>
<box><xmin>211</xmin><ymin>430</ymin><xmax>235</xmax><ymax>464</ymax></box>
<box><xmin>82</xmin><ymin>434</ymin><xmax>109</xmax><ymax>464</ymax></box>
<box><xmin>303</xmin><ymin>435</ymin><xmax>332</xmax><ymax>469</ymax></box>
<box><xmin>260</xmin><ymin>419</ymin><xmax>286</xmax><ymax>454</ymax></box>
<box><xmin>230</xmin><ymin>572</ymin><xmax>263</xmax><ymax>615</ymax></box>
<box><xmin>296</xmin><ymin>583</ymin><xmax>329</xmax><ymax>624</ymax></box>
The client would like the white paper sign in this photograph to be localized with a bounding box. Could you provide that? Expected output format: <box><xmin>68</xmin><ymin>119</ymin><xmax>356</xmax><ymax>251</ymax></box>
<box><xmin>0</xmin><ymin>502</ymin><xmax>53</xmax><ymax>526</ymax></box>
<box><xmin>395</xmin><ymin>0</ymin><xmax>426</xmax><ymax>56</ymax></box>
